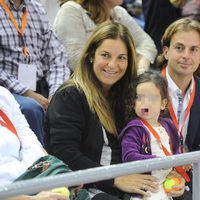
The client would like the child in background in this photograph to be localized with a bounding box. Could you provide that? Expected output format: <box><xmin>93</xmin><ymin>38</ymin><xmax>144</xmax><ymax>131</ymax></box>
<box><xmin>119</xmin><ymin>71</ymin><xmax>184</xmax><ymax>200</ymax></box>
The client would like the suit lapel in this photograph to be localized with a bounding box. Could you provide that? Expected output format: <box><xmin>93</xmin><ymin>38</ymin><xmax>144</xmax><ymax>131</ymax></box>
<box><xmin>186</xmin><ymin>77</ymin><xmax>200</xmax><ymax>151</ymax></box>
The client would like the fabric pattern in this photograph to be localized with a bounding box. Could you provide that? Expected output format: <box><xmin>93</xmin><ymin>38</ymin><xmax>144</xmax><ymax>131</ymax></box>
<box><xmin>0</xmin><ymin>86</ymin><xmax>44</xmax><ymax>186</ymax></box>
<box><xmin>0</xmin><ymin>0</ymin><xmax>70</xmax><ymax>96</ymax></box>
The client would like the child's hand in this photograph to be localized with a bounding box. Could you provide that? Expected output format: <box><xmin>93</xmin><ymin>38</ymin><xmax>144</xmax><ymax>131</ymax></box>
<box><xmin>183</xmin><ymin>164</ymin><xmax>192</xmax><ymax>172</ymax></box>
<box><xmin>167</xmin><ymin>180</ymin><xmax>185</xmax><ymax>198</ymax></box>
<box><xmin>166</xmin><ymin>170</ymin><xmax>185</xmax><ymax>197</ymax></box>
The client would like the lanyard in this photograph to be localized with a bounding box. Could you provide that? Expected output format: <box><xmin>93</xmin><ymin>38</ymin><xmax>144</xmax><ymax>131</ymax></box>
<box><xmin>0</xmin><ymin>0</ymin><xmax>29</xmax><ymax>61</ymax></box>
<box><xmin>0</xmin><ymin>109</ymin><xmax>19</xmax><ymax>139</ymax></box>
<box><xmin>141</xmin><ymin>119</ymin><xmax>190</xmax><ymax>182</ymax></box>
<box><xmin>161</xmin><ymin>67</ymin><xmax>196</xmax><ymax>152</ymax></box>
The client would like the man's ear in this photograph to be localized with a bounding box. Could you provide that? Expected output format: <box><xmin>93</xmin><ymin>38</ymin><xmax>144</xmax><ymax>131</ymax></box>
<box><xmin>163</xmin><ymin>46</ymin><xmax>169</xmax><ymax>60</ymax></box>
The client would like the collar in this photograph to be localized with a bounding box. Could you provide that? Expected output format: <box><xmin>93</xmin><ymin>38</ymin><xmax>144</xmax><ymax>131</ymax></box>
<box><xmin>7</xmin><ymin>0</ymin><xmax>29</xmax><ymax>9</ymax></box>
<box><xmin>166</xmin><ymin>66</ymin><xmax>194</xmax><ymax>97</ymax></box>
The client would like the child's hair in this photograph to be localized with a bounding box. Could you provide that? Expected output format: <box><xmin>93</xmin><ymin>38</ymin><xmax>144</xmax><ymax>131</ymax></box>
<box><xmin>124</xmin><ymin>71</ymin><xmax>168</xmax><ymax>122</ymax></box>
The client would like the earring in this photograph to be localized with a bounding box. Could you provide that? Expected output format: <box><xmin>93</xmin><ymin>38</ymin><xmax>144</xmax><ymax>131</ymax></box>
<box><xmin>89</xmin><ymin>58</ymin><xmax>93</xmax><ymax>63</ymax></box>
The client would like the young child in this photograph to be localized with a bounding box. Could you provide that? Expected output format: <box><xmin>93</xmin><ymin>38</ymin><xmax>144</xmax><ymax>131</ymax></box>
<box><xmin>119</xmin><ymin>71</ymin><xmax>181</xmax><ymax>200</ymax></box>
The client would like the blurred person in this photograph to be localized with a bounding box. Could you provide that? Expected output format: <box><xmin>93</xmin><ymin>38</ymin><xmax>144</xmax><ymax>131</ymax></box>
<box><xmin>0</xmin><ymin>85</ymin><xmax>68</xmax><ymax>200</ymax></box>
<box><xmin>55</xmin><ymin>0</ymin><xmax>157</xmax><ymax>74</ymax></box>
<box><xmin>142</xmin><ymin>0</ymin><xmax>181</xmax><ymax>54</ymax></box>
<box><xmin>0</xmin><ymin>0</ymin><xmax>70</xmax><ymax>145</ymax></box>
<box><xmin>181</xmin><ymin>0</ymin><xmax>200</xmax><ymax>22</ymax></box>
<box><xmin>121</xmin><ymin>0</ymin><xmax>145</xmax><ymax>28</ymax></box>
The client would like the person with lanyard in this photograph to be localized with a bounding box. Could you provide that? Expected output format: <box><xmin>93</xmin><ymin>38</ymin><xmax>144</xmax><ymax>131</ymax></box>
<box><xmin>157</xmin><ymin>17</ymin><xmax>200</xmax><ymax>200</ymax></box>
<box><xmin>119</xmin><ymin>71</ymin><xmax>187</xmax><ymax>200</ymax></box>
<box><xmin>45</xmin><ymin>22</ymin><xmax>160</xmax><ymax>200</ymax></box>
<box><xmin>0</xmin><ymin>85</ymin><xmax>69</xmax><ymax>200</ymax></box>
<box><xmin>0</xmin><ymin>0</ymin><xmax>70</xmax><ymax>145</ymax></box>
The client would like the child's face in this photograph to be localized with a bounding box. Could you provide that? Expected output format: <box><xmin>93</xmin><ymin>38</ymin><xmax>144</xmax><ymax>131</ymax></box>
<box><xmin>134</xmin><ymin>82</ymin><xmax>167</xmax><ymax>125</ymax></box>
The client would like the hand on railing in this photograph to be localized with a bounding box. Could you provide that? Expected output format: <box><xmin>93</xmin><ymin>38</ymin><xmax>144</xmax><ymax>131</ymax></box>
<box><xmin>114</xmin><ymin>173</ymin><xmax>158</xmax><ymax>197</ymax></box>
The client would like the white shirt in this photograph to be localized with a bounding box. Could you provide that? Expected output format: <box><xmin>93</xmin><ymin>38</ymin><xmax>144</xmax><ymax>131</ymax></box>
<box><xmin>143</xmin><ymin>124</ymin><xmax>172</xmax><ymax>200</ymax></box>
<box><xmin>0</xmin><ymin>86</ymin><xmax>45</xmax><ymax>186</ymax></box>
<box><xmin>166</xmin><ymin>67</ymin><xmax>194</xmax><ymax>143</ymax></box>
<box><xmin>53</xmin><ymin>1</ymin><xmax>157</xmax><ymax>71</ymax></box>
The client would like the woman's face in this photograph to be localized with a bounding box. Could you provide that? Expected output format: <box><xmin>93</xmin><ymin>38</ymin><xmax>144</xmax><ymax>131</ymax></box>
<box><xmin>104</xmin><ymin>0</ymin><xmax>123</xmax><ymax>9</ymax></box>
<box><xmin>93</xmin><ymin>38</ymin><xmax>128</xmax><ymax>94</ymax></box>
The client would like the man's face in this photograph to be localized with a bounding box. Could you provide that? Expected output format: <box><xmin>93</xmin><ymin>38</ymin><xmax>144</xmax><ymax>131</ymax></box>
<box><xmin>163</xmin><ymin>30</ymin><xmax>200</xmax><ymax>79</ymax></box>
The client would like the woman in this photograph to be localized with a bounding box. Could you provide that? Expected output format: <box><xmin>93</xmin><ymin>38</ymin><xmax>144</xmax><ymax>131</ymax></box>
<box><xmin>54</xmin><ymin>0</ymin><xmax>157</xmax><ymax>73</ymax></box>
<box><xmin>46</xmin><ymin>22</ymin><xmax>167</xmax><ymax>200</ymax></box>
<box><xmin>0</xmin><ymin>85</ymin><xmax>68</xmax><ymax>200</ymax></box>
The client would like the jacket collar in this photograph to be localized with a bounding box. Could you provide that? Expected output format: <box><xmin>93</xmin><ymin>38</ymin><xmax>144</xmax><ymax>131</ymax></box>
<box><xmin>7</xmin><ymin>0</ymin><xmax>29</xmax><ymax>8</ymax></box>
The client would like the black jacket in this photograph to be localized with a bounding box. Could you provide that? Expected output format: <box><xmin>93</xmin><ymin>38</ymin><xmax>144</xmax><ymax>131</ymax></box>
<box><xmin>45</xmin><ymin>86</ymin><xmax>122</xmax><ymax>196</ymax></box>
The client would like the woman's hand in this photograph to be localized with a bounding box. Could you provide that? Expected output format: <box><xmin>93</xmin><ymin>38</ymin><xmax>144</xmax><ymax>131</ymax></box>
<box><xmin>33</xmin><ymin>191</ymin><xmax>69</xmax><ymax>200</ymax></box>
<box><xmin>114</xmin><ymin>174</ymin><xmax>158</xmax><ymax>197</ymax></box>
<box><xmin>137</xmin><ymin>56</ymin><xmax>150</xmax><ymax>75</ymax></box>
<box><xmin>6</xmin><ymin>191</ymin><xmax>69</xmax><ymax>200</ymax></box>
<box><xmin>184</xmin><ymin>164</ymin><xmax>192</xmax><ymax>172</ymax></box>
<box><xmin>166</xmin><ymin>170</ymin><xmax>185</xmax><ymax>197</ymax></box>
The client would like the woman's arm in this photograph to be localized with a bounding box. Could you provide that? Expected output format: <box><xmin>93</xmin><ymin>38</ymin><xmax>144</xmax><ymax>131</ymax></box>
<box><xmin>113</xmin><ymin>6</ymin><xmax>157</xmax><ymax>70</ymax></box>
<box><xmin>6</xmin><ymin>191</ymin><xmax>69</xmax><ymax>200</ymax></box>
<box><xmin>10</xmin><ymin>91</ymin><xmax>45</xmax><ymax>167</ymax></box>
<box><xmin>46</xmin><ymin>88</ymin><xmax>101</xmax><ymax>170</ymax></box>
<box><xmin>53</xmin><ymin>2</ymin><xmax>89</xmax><ymax>71</ymax></box>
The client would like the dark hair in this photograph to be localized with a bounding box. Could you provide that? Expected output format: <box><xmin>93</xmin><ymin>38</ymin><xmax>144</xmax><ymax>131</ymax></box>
<box><xmin>124</xmin><ymin>71</ymin><xmax>168</xmax><ymax>122</ymax></box>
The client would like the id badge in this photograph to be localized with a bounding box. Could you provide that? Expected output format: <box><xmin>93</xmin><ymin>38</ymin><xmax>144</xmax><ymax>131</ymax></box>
<box><xmin>18</xmin><ymin>63</ymin><xmax>37</xmax><ymax>91</ymax></box>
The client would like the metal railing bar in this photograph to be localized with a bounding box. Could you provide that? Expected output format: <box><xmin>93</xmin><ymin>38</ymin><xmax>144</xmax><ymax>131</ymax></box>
<box><xmin>0</xmin><ymin>151</ymin><xmax>200</xmax><ymax>199</ymax></box>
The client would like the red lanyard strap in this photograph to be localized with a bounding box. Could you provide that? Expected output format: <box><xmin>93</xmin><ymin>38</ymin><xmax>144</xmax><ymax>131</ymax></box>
<box><xmin>0</xmin><ymin>0</ymin><xmax>28</xmax><ymax>57</ymax></box>
<box><xmin>0</xmin><ymin>109</ymin><xmax>19</xmax><ymax>139</ymax></box>
<box><xmin>161</xmin><ymin>67</ymin><xmax>196</xmax><ymax>153</ymax></box>
<box><xmin>141</xmin><ymin>119</ymin><xmax>190</xmax><ymax>182</ymax></box>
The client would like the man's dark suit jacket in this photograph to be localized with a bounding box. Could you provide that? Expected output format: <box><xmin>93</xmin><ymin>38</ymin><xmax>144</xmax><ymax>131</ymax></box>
<box><xmin>185</xmin><ymin>76</ymin><xmax>200</xmax><ymax>152</ymax></box>
<box><xmin>167</xmin><ymin>77</ymin><xmax>200</xmax><ymax>200</ymax></box>
<box><xmin>165</xmin><ymin>76</ymin><xmax>200</xmax><ymax>152</ymax></box>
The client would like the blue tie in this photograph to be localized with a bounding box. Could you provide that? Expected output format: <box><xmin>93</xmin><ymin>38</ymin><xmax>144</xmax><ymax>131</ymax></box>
<box><xmin>177</xmin><ymin>91</ymin><xmax>183</xmax><ymax>123</ymax></box>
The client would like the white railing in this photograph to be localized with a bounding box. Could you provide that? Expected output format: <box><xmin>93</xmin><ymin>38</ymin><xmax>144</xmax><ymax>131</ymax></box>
<box><xmin>1</xmin><ymin>151</ymin><xmax>200</xmax><ymax>200</ymax></box>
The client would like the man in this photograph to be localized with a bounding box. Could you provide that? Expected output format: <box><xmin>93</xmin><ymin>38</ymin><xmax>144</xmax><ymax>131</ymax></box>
<box><xmin>0</xmin><ymin>0</ymin><xmax>70</xmax><ymax>145</ymax></box>
<box><xmin>158</xmin><ymin>18</ymin><xmax>200</xmax><ymax>199</ymax></box>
